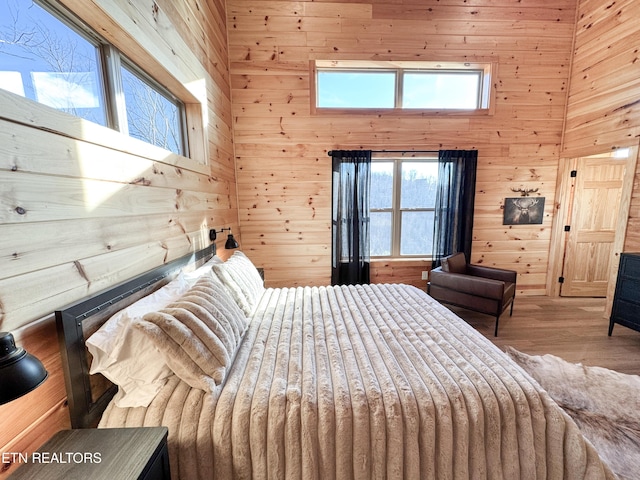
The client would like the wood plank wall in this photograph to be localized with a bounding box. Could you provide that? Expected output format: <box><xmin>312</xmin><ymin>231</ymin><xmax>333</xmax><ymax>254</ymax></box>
<box><xmin>3</xmin><ymin>0</ymin><xmax>639</xmax><ymax>473</ymax></box>
<box><xmin>228</xmin><ymin>0</ymin><xmax>579</xmax><ymax>293</ymax></box>
<box><xmin>0</xmin><ymin>0</ymin><xmax>236</xmax><ymax>476</ymax></box>
<box><xmin>562</xmin><ymin>0</ymin><xmax>640</xmax><ymax>253</ymax></box>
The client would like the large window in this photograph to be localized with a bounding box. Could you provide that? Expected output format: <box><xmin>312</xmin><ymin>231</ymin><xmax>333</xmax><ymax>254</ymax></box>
<box><xmin>370</xmin><ymin>157</ymin><xmax>438</xmax><ymax>257</ymax></box>
<box><xmin>314</xmin><ymin>60</ymin><xmax>493</xmax><ymax>113</ymax></box>
<box><xmin>0</xmin><ymin>0</ymin><xmax>187</xmax><ymax>156</ymax></box>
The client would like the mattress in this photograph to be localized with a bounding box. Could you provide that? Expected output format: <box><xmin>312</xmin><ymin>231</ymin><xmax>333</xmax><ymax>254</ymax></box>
<box><xmin>100</xmin><ymin>283</ymin><xmax>614</xmax><ymax>479</ymax></box>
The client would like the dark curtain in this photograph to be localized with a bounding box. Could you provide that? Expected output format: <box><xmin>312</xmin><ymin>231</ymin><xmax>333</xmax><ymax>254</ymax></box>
<box><xmin>432</xmin><ymin>149</ymin><xmax>478</xmax><ymax>268</ymax></box>
<box><xmin>331</xmin><ymin>150</ymin><xmax>371</xmax><ymax>285</ymax></box>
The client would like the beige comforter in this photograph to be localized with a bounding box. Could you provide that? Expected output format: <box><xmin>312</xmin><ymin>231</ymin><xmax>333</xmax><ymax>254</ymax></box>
<box><xmin>100</xmin><ymin>283</ymin><xmax>614</xmax><ymax>479</ymax></box>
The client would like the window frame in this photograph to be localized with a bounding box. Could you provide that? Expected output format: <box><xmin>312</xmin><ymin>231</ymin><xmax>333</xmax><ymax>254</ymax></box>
<box><xmin>2</xmin><ymin>0</ymin><xmax>192</xmax><ymax>159</ymax></box>
<box><xmin>117</xmin><ymin>56</ymin><xmax>190</xmax><ymax>157</ymax></box>
<box><xmin>13</xmin><ymin>0</ymin><xmax>111</xmax><ymax>126</ymax></box>
<box><xmin>316</xmin><ymin>68</ymin><xmax>399</xmax><ymax>109</ymax></box>
<box><xmin>370</xmin><ymin>156</ymin><xmax>438</xmax><ymax>259</ymax></box>
<box><xmin>311</xmin><ymin>60</ymin><xmax>495</xmax><ymax>116</ymax></box>
<box><xmin>401</xmin><ymin>69</ymin><xmax>483</xmax><ymax>109</ymax></box>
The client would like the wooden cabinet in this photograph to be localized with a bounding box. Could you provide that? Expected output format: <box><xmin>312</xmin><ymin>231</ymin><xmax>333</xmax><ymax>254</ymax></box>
<box><xmin>608</xmin><ymin>253</ymin><xmax>640</xmax><ymax>336</ymax></box>
<box><xmin>7</xmin><ymin>427</ymin><xmax>170</xmax><ymax>480</ymax></box>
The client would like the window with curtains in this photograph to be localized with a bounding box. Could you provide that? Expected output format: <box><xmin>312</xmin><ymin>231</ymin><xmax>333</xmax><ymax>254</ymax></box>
<box><xmin>332</xmin><ymin>149</ymin><xmax>477</xmax><ymax>284</ymax></box>
<box><xmin>370</xmin><ymin>157</ymin><xmax>438</xmax><ymax>258</ymax></box>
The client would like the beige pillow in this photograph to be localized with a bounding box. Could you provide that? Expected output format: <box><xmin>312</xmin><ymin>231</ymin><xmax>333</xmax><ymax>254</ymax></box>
<box><xmin>212</xmin><ymin>251</ymin><xmax>265</xmax><ymax>316</ymax></box>
<box><xmin>135</xmin><ymin>274</ymin><xmax>248</xmax><ymax>392</ymax></box>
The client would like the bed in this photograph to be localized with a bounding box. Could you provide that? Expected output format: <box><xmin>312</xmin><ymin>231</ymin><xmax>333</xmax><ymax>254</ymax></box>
<box><xmin>55</xmin><ymin>246</ymin><xmax>615</xmax><ymax>479</ymax></box>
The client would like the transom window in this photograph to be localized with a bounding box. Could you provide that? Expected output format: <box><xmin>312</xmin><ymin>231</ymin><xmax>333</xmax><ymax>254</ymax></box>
<box><xmin>370</xmin><ymin>157</ymin><xmax>438</xmax><ymax>258</ymax></box>
<box><xmin>314</xmin><ymin>60</ymin><xmax>493</xmax><ymax>112</ymax></box>
<box><xmin>0</xmin><ymin>0</ymin><xmax>188</xmax><ymax>156</ymax></box>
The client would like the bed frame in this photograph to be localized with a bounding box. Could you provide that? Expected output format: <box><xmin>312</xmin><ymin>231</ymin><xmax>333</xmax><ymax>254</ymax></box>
<box><xmin>55</xmin><ymin>245</ymin><xmax>215</xmax><ymax>429</ymax></box>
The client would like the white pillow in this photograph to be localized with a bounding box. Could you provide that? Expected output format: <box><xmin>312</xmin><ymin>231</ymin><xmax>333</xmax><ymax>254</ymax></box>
<box><xmin>183</xmin><ymin>255</ymin><xmax>223</xmax><ymax>286</ymax></box>
<box><xmin>211</xmin><ymin>251</ymin><xmax>265</xmax><ymax>316</ymax></box>
<box><xmin>86</xmin><ymin>273</ymin><xmax>191</xmax><ymax>407</ymax></box>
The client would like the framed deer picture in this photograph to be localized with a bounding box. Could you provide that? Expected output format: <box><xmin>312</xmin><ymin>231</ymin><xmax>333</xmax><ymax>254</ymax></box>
<box><xmin>503</xmin><ymin>190</ymin><xmax>545</xmax><ymax>225</ymax></box>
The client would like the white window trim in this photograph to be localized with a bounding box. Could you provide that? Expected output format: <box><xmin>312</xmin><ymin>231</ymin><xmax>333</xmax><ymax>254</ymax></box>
<box><xmin>371</xmin><ymin>156</ymin><xmax>437</xmax><ymax>259</ymax></box>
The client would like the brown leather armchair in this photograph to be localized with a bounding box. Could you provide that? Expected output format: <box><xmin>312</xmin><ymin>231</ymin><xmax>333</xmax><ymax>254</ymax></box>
<box><xmin>428</xmin><ymin>252</ymin><xmax>517</xmax><ymax>336</ymax></box>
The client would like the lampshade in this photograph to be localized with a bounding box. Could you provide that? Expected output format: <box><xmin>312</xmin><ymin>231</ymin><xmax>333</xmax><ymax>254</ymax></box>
<box><xmin>225</xmin><ymin>234</ymin><xmax>239</xmax><ymax>250</ymax></box>
<box><xmin>0</xmin><ymin>332</ymin><xmax>48</xmax><ymax>405</ymax></box>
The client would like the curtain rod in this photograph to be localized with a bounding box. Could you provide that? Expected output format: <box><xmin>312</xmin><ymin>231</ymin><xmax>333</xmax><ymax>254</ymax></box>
<box><xmin>327</xmin><ymin>149</ymin><xmax>439</xmax><ymax>156</ymax></box>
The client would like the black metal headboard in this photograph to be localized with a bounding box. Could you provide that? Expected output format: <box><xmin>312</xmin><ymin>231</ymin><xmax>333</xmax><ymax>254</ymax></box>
<box><xmin>55</xmin><ymin>245</ymin><xmax>215</xmax><ymax>429</ymax></box>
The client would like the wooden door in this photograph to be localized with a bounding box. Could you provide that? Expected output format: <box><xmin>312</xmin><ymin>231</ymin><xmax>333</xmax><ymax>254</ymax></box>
<box><xmin>561</xmin><ymin>157</ymin><xmax>626</xmax><ymax>296</ymax></box>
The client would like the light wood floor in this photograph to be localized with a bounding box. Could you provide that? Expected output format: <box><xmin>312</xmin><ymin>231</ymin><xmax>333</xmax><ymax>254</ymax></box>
<box><xmin>446</xmin><ymin>296</ymin><xmax>640</xmax><ymax>376</ymax></box>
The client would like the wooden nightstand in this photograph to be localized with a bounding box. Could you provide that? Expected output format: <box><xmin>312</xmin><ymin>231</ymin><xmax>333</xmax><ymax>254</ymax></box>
<box><xmin>8</xmin><ymin>427</ymin><xmax>170</xmax><ymax>480</ymax></box>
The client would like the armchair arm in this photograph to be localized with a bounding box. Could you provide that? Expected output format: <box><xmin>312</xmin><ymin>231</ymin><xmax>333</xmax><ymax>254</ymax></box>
<box><xmin>467</xmin><ymin>265</ymin><xmax>517</xmax><ymax>283</ymax></box>
<box><xmin>430</xmin><ymin>270</ymin><xmax>506</xmax><ymax>300</ymax></box>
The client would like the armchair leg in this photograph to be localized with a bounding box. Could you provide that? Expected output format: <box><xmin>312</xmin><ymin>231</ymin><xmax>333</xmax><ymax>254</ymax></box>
<box><xmin>494</xmin><ymin>315</ymin><xmax>500</xmax><ymax>337</ymax></box>
<box><xmin>510</xmin><ymin>298</ymin><xmax>515</xmax><ymax>316</ymax></box>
